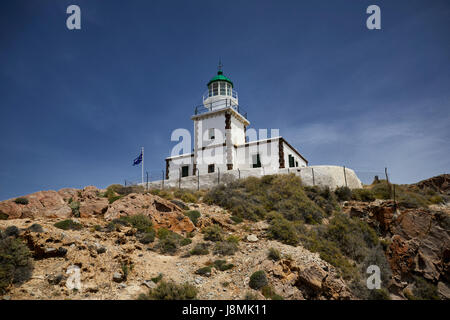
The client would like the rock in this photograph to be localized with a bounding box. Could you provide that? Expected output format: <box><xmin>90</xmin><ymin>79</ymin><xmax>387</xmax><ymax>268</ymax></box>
<box><xmin>437</xmin><ymin>282</ymin><xmax>450</xmax><ymax>299</ymax></box>
<box><xmin>246</xmin><ymin>234</ymin><xmax>258</xmax><ymax>242</ymax></box>
<box><xmin>296</xmin><ymin>265</ymin><xmax>327</xmax><ymax>293</ymax></box>
<box><xmin>170</xmin><ymin>199</ymin><xmax>189</xmax><ymax>210</ymax></box>
<box><xmin>113</xmin><ymin>272</ymin><xmax>125</xmax><ymax>283</ymax></box>
<box><xmin>48</xmin><ymin>274</ymin><xmax>64</xmax><ymax>285</ymax></box>
<box><xmin>142</xmin><ymin>280</ymin><xmax>157</xmax><ymax>289</ymax></box>
<box><xmin>105</xmin><ymin>193</ymin><xmax>195</xmax><ymax>235</ymax></box>
<box><xmin>0</xmin><ymin>190</ymin><xmax>71</xmax><ymax>219</ymax></box>
<box><xmin>79</xmin><ymin>199</ymin><xmax>109</xmax><ymax>218</ymax></box>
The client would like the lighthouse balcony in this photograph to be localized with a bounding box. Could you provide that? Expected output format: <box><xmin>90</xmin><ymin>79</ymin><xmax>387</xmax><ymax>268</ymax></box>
<box><xmin>202</xmin><ymin>88</ymin><xmax>238</xmax><ymax>102</ymax></box>
<box><xmin>194</xmin><ymin>98</ymin><xmax>247</xmax><ymax>119</ymax></box>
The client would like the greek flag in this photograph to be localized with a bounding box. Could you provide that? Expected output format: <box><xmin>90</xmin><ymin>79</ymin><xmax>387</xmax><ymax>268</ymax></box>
<box><xmin>133</xmin><ymin>151</ymin><xmax>143</xmax><ymax>166</ymax></box>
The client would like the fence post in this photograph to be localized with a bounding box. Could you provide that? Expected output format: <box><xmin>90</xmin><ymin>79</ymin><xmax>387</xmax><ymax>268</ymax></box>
<box><xmin>343</xmin><ymin>166</ymin><xmax>347</xmax><ymax>188</ymax></box>
<box><xmin>179</xmin><ymin>168</ymin><xmax>181</xmax><ymax>189</ymax></box>
<box><xmin>312</xmin><ymin>167</ymin><xmax>315</xmax><ymax>186</ymax></box>
<box><xmin>393</xmin><ymin>184</ymin><xmax>396</xmax><ymax>204</ymax></box>
<box><xmin>217</xmin><ymin>167</ymin><xmax>220</xmax><ymax>184</ymax></box>
<box><xmin>197</xmin><ymin>168</ymin><xmax>200</xmax><ymax>191</ymax></box>
<box><xmin>124</xmin><ymin>180</ymin><xmax>126</xmax><ymax>187</ymax></box>
<box><xmin>161</xmin><ymin>170</ymin><xmax>164</xmax><ymax>189</ymax></box>
<box><xmin>146</xmin><ymin>171</ymin><xmax>149</xmax><ymax>190</ymax></box>
<box><xmin>238</xmin><ymin>168</ymin><xmax>240</xmax><ymax>179</ymax></box>
<box><xmin>385</xmin><ymin>167</ymin><xmax>392</xmax><ymax>198</ymax></box>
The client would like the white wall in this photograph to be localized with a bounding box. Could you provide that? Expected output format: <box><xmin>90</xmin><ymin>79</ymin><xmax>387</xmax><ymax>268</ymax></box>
<box><xmin>283</xmin><ymin>141</ymin><xmax>307</xmax><ymax>169</ymax></box>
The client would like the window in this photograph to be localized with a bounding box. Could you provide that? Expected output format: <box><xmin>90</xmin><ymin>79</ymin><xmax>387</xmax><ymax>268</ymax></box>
<box><xmin>181</xmin><ymin>165</ymin><xmax>189</xmax><ymax>177</ymax></box>
<box><xmin>289</xmin><ymin>155</ymin><xmax>295</xmax><ymax>168</ymax></box>
<box><xmin>212</xmin><ymin>83</ymin><xmax>218</xmax><ymax>96</ymax></box>
<box><xmin>295</xmin><ymin>161</ymin><xmax>299</xmax><ymax>167</ymax></box>
<box><xmin>208</xmin><ymin>164</ymin><xmax>215</xmax><ymax>173</ymax></box>
<box><xmin>226</xmin><ymin>84</ymin><xmax>231</xmax><ymax>96</ymax></box>
<box><xmin>220</xmin><ymin>82</ymin><xmax>226</xmax><ymax>95</ymax></box>
<box><xmin>208</xmin><ymin>128</ymin><xmax>215</xmax><ymax>140</ymax></box>
<box><xmin>252</xmin><ymin>154</ymin><xmax>261</xmax><ymax>168</ymax></box>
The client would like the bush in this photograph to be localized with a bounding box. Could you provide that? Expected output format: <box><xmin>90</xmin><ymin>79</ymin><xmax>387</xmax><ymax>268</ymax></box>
<box><xmin>157</xmin><ymin>231</ymin><xmax>186</xmax><ymax>255</ymax></box>
<box><xmin>203</xmin><ymin>225</ymin><xmax>224</xmax><ymax>242</ymax></box>
<box><xmin>68</xmin><ymin>200</ymin><xmax>80</xmax><ymax>217</ymax></box>
<box><xmin>261</xmin><ymin>285</ymin><xmax>283</xmax><ymax>300</ymax></box>
<box><xmin>412</xmin><ymin>276</ymin><xmax>440</xmax><ymax>300</ymax></box>
<box><xmin>249</xmin><ymin>270</ymin><xmax>268</xmax><ymax>290</ymax></box>
<box><xmin>180</xmin><ymin>238</ymin><xmax>192</xmax><ymax>246</ymax></box>
<box><xmin>139</xmin><ymin>280</ymin><xmax>198</xmax><ymax>300</ymax></box>
<box><xmin>173</xmin><ymin>189</ymin><xmax>199</xmax><ymax>203</ymax></box>
<box><xmin>213</xmin><ymin>260</ymin><xmax>234</xmax><ymax>271</ymax></box>
<box><xmin>429</xmin><ymin>195</ymin><xmax>444</xmax><ymax>204</ymax></box>
<box><xmin>195</xmin><ymin>266</ymin><xmax>212</xmax><ymax>276</ymax></box>
<box><xmin>267</xmin><ymin>215</ymin><xmax>298</xmax><ymax>246</ymax></box>
<box><xmin>230</xmin><ymin>215</ymin><xmax>243</xmax><ymax>224</ymax></box>
<box><xmin>119</xmin><ymin>214</ymin><xmax>153</xmax><ymax>233</ymax></box>
<box><xmin>14</xmin><ymin>198</ymin><xmax>29</xmax><ymax>205</ymax></box>
<box><xmin>334</xmin><ymin>186</ymin><xmax>352</xmax><ymax>202</ymax></box>
<box><xmin>185</xmin><ymin>210</ymin><xmax>201</xmax><ymax>226</ymax></box>
<box><xmin>0</xmin><ymin>211</ymin><xmax>9</xmax><ymax>220</ymax></box>
<box><xmin>5</xmin><ymin>226</ymin><xmax>20</xmax><ymax>237</ymax></box>
<box><xmin>139</xmin><ymin>231</ymin><xmax>156</xmax><ymax>244</ymax></box>
<box><xmin>351</xmin><ymin>189</ymin><xmax>375</xmax><ymax>202</ymax></box>
<box><xmin>204</xmin><ymin>174</ymin><xmax>326</xmax><ymax>223</ymax></box>
<box><xmin>27</xmin><ymin>224</ymin><xmax>43</xmax><ymax>233</ymax></box>
<box><xmin>267</xmin><ymin>248</ymin><xmax>281</xmax><ymax>261</ymax></box>
<box><xmin>368</xmin><ymin>288</ymin><xmax>391</xmax><ymax>300</ymax></box>
<box><xmin>151</xmin><ymin>273</ymin><xmax>163</xmax><ymax>283</ymax></box>
<box><xmin>54</xmin><ymin>219</ymin><xmax>83</xmax><ymax>231</ymax></box>
<box><xmin>190</xmin><ymin>243</ymin><xmax>209</xmax><ymax>255</ymax></box>
<box><xmin>213</xmin><ymin>240</ymin><xmax>238</xmax><ymax>256</ymax></box>
<box><xmin>0</xmin><ymin>237</ymin><xmax>34</xmax><ymax>294</ymax></box>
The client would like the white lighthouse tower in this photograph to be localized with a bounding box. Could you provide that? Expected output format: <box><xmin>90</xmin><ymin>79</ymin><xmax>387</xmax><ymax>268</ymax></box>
<box><xmin>164</xmin><ymin>64</ymin><xmax>308</xmax><ymax>181</ymax></box>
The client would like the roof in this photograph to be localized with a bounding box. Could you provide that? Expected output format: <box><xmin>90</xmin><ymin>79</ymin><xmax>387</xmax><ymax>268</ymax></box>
<box><xmin>207</xmin><ymin>70</ymin><xmax>233</xmax><ymax>88</ymax></box>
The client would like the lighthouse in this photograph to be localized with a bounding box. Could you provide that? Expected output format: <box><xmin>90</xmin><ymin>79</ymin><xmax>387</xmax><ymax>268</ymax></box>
<box><xmin>165</xmin><ymin>65</ymin><xmax>308</xmax><ymax>180</ymax></box>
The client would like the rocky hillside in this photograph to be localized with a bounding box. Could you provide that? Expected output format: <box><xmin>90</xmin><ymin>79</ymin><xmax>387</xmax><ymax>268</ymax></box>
<box><xmin>0</xmin><ymin>175</ymin><xmax>448</xmax><ymax>300</ymax></box>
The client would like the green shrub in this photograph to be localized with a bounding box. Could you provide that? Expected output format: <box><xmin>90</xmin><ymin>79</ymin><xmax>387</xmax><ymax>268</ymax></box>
<box><xmin>5</xmin><ymin>226</ymin><xmax>19</xmax><ymax>237</ymax></box>
<box><xmin>244</xmin><ymin>291</ymin><xmax>259</xmax><ymax>300</ymax></box>
<box><xmin>368</xmin><ymin>288</ymin><xmax>391</xmax><ymax>300</ymax></box>
<box><xmin>195</xmin><ymin>266</ymin><xmax>212</xmax><ymax>276</ymax></box>
<box><xmin>213</xmin><ymin>260</ymin><xmax>234</xmax><ymax>271</ymax></box>
<box><xmin>249</xmin><ymin>270</ymin><xmax>268</xmax><ymax>290</ymax></box>
<box><xmin>0</xmin><ymin>237</ymin><xmax>34</xmax><ymax>294</ymax></box>
<box><xmin>261</xmin><ymin>285</ymin><xmax>283</xmax><ymax>300</ymax></box>
<box><xmin>267</xmin><ymin>248</ymin><xmax>281</xmax><ymax>261</ymax></box>
<box><xmin>139</xmin><ymin>231</ymin><xmax>156</xmax><ymax>244</ymax></box>
<box><xmin>213</xmin><ymin>239</ymin><xmax>238</xmax><ymax>256</ymax></box>
<box><xmin>230</xmin><ymin>215</ymin><xmax>243</xmax><ymax>224</ymax></box>
<box><xmin>27</xmin><ymin>224</ymin><xmax>43</xmax><ymax>233</ymax></box>
<box><xmin>185</xmin><ymin>210</ymin><xmax>201</xmax><ymax>226</ymax></box>
<box><xmin>180</xmin><ymin>238</ymin><xmax>192</xmax><ymax>246</ymax></box>
<box><xmin>190</xmin><ymin>243</ymin><xmax>209</xmax><ymax>255</ymax></box>
<box><xmin>157</xmin><ymin>227</ymin><xmax>171</xmax><ymax>239</ymax></box>
<box><xmin>429</xmin><ymin>195</ymin><xmax>444</xmax><ymax>204</ymax></box>
<box><xmin>0</xmin><ymin>211</ymin><xmax>9</xmax><ymax>220</ymax></box>
<box><xmin>203</xmin><ymin>225</ymin><xmax>224</xmax><ymax>242</ymax></box>
<box><xmin>139</xmin><ymin>280</ymin><xmax>198</xmax><ymax>300</ymax></box>
<box><xmin>54</xmin><ymin>219</ymin><xmax>83</xmax><ymax>231</ymax></box>
<box><xmin>324</xmin><ymin>213</ymin><xmax>378</xmax><ymax>263</ymax></box>
<box><xmin>158</xmin><ymin>232</ymin><xmax>185</xmax><ymax>254</ymax></box>
<box><xmin>108</xmin><ymin>195</ymin><xmax>123</xmax><ymax>204</ymax></box>
<box><xmin>334</xmin><ymin>186</ymin><xmax>352</xmax><ymax>202</ymax></box>
<box><xmin>174</xmin><ymin>189</ymin><xmax>198</xmax><ymax>203</ymax></box>
<box><xmin>351</xmin><ymin>189</ymin><xmax>375</xmax><ymax>202</ymax></box>
<box><xmin>14</xmin><ymin>197</ymin><xmax>29</xmax><ymax>205</ymax></box>
<box><xmin>151</xmin><ymin>273</ymin><xmax>163</xmax><ymax>283</ymax></box>
<box><xmin>412</xmin><ymin>276</ymin><xmax>440</xmax><ymax>300</ymax></box>
<box><xmin>120</xmin><ymin>214</ymin><xmax>153</xmax><ymax>233</ymax></box>
<box><xmin>370</xmin><ymin>182</ymin><xmax>391</xmax><ymax>200</ymax></box>
<box><xmin>69</xmin><ymin>200</ymin><xmax>80</xmax><ymax>217</ymax></box>
<box><xmin>267</xmin><ymin>215</ymin><xmax>298</xmax><ymax>246</ymax></box>
<box><xmin>204</xmin><ymin>174</ymin><xmax>326</xmax><ymax>223</ymax></box>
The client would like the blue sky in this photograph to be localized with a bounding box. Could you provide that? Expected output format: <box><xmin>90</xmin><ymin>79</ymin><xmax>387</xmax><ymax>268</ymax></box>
<box><xmin>0</xmin><ymin>0</ymin><xmax>449</xmax><ymax>200</ymax></box>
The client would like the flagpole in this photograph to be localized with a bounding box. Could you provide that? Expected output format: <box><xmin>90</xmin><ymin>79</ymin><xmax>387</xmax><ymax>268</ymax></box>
<box><xmin>141</xmin><ymin>147</ymin><xmax>144</xmax><ymax>185</ymax></box>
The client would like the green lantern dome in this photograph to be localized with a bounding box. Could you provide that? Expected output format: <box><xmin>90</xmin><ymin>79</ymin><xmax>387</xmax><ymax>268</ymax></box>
<box><xmin>207</xmin><ymin>70</ymin><xmax>234</xmax><ymax>88</ymax></box>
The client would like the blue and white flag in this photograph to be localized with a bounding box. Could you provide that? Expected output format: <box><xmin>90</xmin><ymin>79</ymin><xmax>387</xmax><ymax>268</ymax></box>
<box><xmin>133</xmin><ymin>151</ymin><xmax>143</xmax><ymax>166</ymax></box>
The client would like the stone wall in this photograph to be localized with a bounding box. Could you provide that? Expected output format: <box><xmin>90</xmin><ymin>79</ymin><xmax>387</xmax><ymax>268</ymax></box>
<box><xmin>143</xmin><ymin>165</ymin><xmax>362</xmax><ymax>190</ymax></box>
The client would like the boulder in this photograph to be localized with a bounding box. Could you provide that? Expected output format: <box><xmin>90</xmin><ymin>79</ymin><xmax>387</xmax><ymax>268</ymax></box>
<box><xmin>104</xmin><ymin>193</ymin><xmax>195</xmax><ymax>234</ymax></box>
<box><xmin>0</xmin><ymin>190</ymin><xmax>71</xmax><ymax>219</ymax></box>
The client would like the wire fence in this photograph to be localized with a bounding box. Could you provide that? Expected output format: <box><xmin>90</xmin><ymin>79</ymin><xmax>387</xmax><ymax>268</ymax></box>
<box><xmin>123</xmin><ymin>166</ymin><xmax>392</xmax><ymax>192</ymax></box>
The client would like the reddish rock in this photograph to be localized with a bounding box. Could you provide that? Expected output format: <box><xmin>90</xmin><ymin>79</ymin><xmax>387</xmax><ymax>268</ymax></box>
<box><xmin>104</xmin><ymin>193</ymin><xmax>195</xmax><ymax>235</ymax></box>
<box><xmin>0</xmin><ymin>190</ymin><xmax>71</xmax><ymax>219</ymax></box>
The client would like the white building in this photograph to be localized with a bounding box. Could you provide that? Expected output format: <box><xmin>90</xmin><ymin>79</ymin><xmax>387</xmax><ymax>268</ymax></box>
<box><xmin>165</xmin><ymin>67</ymin><xmax>308</xmax><ymax>180</ymax></box>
